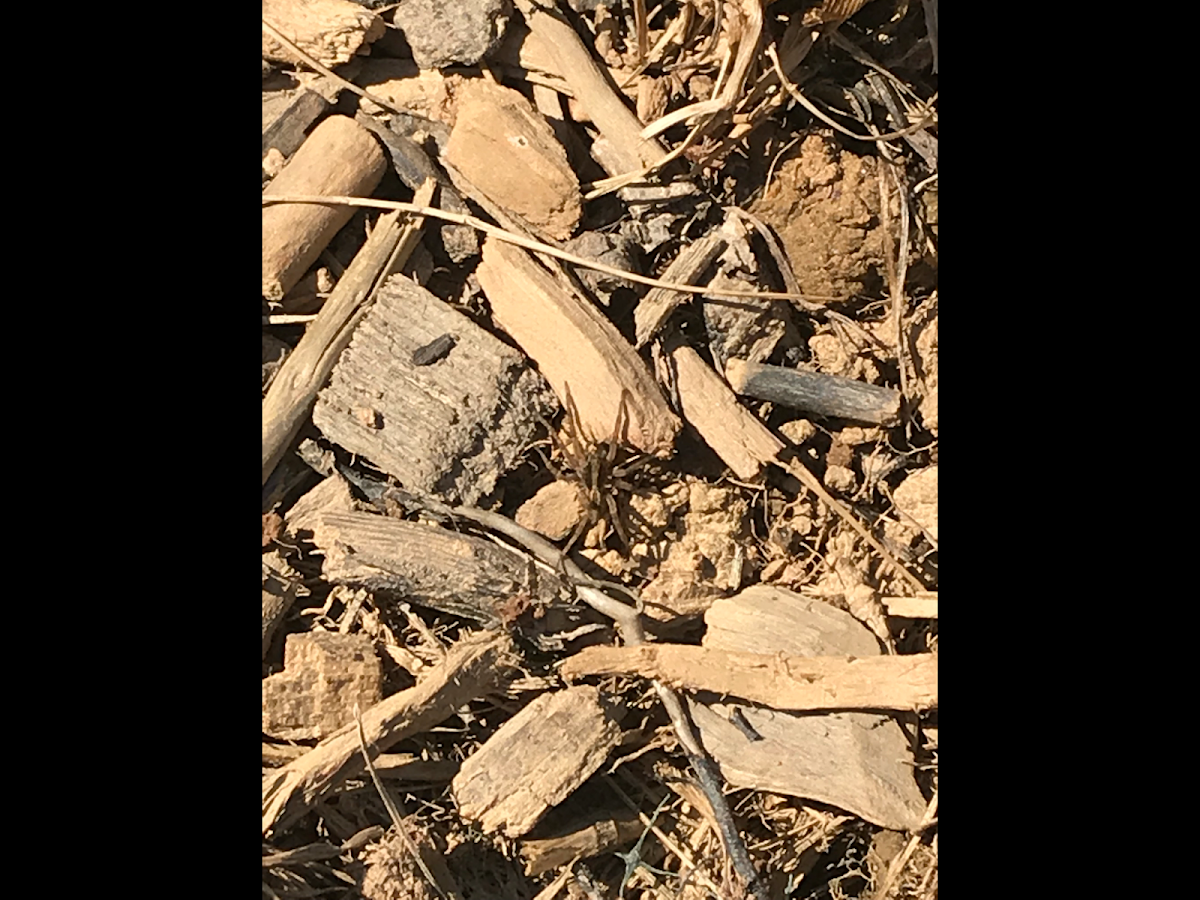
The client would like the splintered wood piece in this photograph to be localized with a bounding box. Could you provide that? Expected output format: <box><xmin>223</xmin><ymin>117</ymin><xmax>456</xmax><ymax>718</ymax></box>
<box><xmin>261</xmin><ymin>115</ymin><xmax>387</xmax><ymax>300</ymax></box>
<box><xmin>263</xmin><ymin>630</ymin><xmax>511</xmax><ymax>837</ymax></box>
<box><xmin>311</xmin><ymin>275</ymin><xmax>556</xmax><ymax>504</ymax></box>
<box><xmin>520</xmin><ymin>811</ymin><xmax>645</xmax><ymax>876</ymax></box>
<box><xmin>262</xmin><ymin>632</ymin><xmax>383</xmax><ymax>740</ymax></box>
<box><xmin>311</xmin><ymin>511</ymin><xmax>571</xmax><ymax>626</ymax></box>
<box><xmin>477</xmin><ymin>236</ymin><xmax>680</xmax><ymax>456</ymax></box>
<box><xmin>452</xmin><ymin>685</ymin><xmax>624</xmax><ymax>838</ymax></box>
<box><xmin>283</xmin><ymin>471</ymin><xmax>359</xmax><ymax>537</ymax></box>
<box><xmin>261</xmin><ymin>0</ymin><xmax>385</xmax><ymax>69</ymax></box>
<box><xmin>634</xmin><ymin>231</ymin><xmax>727</xmax><ymax>348</ymax></box>
<box><xmin>704</xmin><ymin>585</ymin><xmax>883</xmax><ymax>657</ymax></box>
<box><xmin>687</xmin><ymin>585</ymin><xmax>928</xmax><ymax>831</ymax></box>
<box><xmin>560</xmin><ymin>645</ymin><xmax>937</xmax><ymax>711</ymax></box>
<box><xmin>514</xmin><ymin>0</ymin><xmax>667</xmax><ymax>176</ymax></box>
<box><xmin>441</xmin><ymin>80</ymin><xmax>581</xmax><ymax>241</ymax></box>
<box><xmin>262</xmin><ymin>180</ymin><xmax>434</xmax><ymax>486</ymax></box>
<box><xmin>725</xmin><ymin>358</ymin><xmax>902</xmax><ymax>426</ymax></box>
<box><xmin>669</xmin><ymin>344</ymin><xmax>783</xmax><ymax>481</ymax></box>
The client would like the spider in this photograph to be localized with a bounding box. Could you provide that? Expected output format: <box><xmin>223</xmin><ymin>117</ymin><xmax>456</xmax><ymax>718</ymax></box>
<box><xmin>540</xmin><ymin>386</ymin><xmax>661</xmax><ymax>554</ymax></box>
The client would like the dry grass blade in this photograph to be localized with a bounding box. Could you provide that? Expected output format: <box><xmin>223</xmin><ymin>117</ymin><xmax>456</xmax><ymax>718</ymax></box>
<box><xmin>260</xmin><ymin>193</ymin><xmax>840</xmax><ymax>302</ymax></box>
<box><xmin>633</xmin><ymin>0</ymin><xmax>649</xmax><ymax>62</ymax></box>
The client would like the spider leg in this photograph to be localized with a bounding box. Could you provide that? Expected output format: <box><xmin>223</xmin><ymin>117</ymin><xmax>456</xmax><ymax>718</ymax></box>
<box><xmin>533</xmin><ymin>444</ymin><xmax>567</xmax><ymax>481</ymax></box>
<box><xmin>563</xmin><ymin>512</ymin><xmax>589</xmax><ymax>555</ymax></box>
<box><xmin>563</xmin><ymin>383</ymin><xmax>596</xmax><ymax>456</ymax></box>
<box><xmin>607</xmin><ymin>390</ymin><xmax>632</xmax><ymax>469</ymax></box>
<box><xmin>612</xmin><ymin>453</ymin><xmax>655</xmax><ymax>482</ymax></box>
<box><xmin>605</xmin><ymin>490</ymin><xmax>630</xmax><ymax>549</ymax></box>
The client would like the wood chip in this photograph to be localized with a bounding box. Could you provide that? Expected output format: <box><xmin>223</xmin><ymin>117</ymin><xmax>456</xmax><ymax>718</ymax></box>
<box><xmin>312</xmin><ymin>275</ymin><xmax>556</xmax><ymax>505</ymax></box>
<box><xmin>453</xmin><ymin>685</ymin><xmax>625</xmax><ymax>838</ymax></box>
<box><xmin>514</xmin><ymin>0</ymin><xmax>667</xmax><ymax>176</ymax></box>
<box><xmin>634</xmin><ymin>230</ymin><xmax>727</xmax><ymax>348</ymax></box>
<box><xmin>520</xmin><ymin>810</ymin><xmax>644</xmax><ymax>876</ymax></box>
<box><xmin>477</xmin><ymin>236</ymin><xmax>680</xmax><ymax>456</ymax></box>
<box><xmin>261</xmin><ymin>115</ymin><xmax>387</xmax><ymax>300</ymax></box>
<box><xmin>262</xmin><ymin>0</ymin><xmax>385</xmax><ymax>69</ymax></box>
<box><xmin>668</xmin><ymin>344</ymin><xmax>783</xmax><ymax>481</ymax></box>
<box><xmin>442</xmin><ymin>79</ymin><xmax>581</xmax><ymax>240</ymax></box>
<box><xmin>311</xmin><ymin>511</ymin><xmax>570</xmax><ymax>626</ymax></box>
<box><xmin>725</xmin><ymin>358</ymin><xmax>902</xmax><ymax>426</ymax></box>
<box><xmin>882</xmin><ymin>594</ymin><xmax>939</xmax><ymax>618</ymax></box>
<box><xmin>284</xmin><ymin>472</ymin><xmax>360</xmax><ymax>537</ymax></box>
<box><xmin>262</xmin><ymin>632</ymin><xmax>383</xmax><ymax>740</ymax></box>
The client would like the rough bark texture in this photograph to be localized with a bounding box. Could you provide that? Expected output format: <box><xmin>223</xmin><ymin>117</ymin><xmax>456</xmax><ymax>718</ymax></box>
<box><xmin>310</xmin><ymin>510</ymin><xmax>571</xmax><ymax>626</ymax></box>
<box><xmin>312</xmin><ymin>275</ymin><xmax>556</xmax><ymax>505</ymax></box>
<box><xmin>262</xmin><ymin>632</ymin><xmax>383</xmax><ymax>740</ymax></box>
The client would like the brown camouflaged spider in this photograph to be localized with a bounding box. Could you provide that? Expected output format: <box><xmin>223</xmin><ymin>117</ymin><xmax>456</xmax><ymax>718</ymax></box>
<box><xmin>541</xmin><ymin>386</ymin><xmax>660</xmax><ymax>554</ymax></box>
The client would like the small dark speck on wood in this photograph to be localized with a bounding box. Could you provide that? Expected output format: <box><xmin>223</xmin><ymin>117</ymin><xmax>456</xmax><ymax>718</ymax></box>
<box><xmin>412</xmin><ymin>333</ymin><xmax>457</xmax><ymax>366</ymax></box>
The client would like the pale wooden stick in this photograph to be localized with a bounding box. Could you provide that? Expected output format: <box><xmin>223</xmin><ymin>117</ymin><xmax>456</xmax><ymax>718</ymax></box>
<box><xmin>560</xmin><ymin>645</ymin><xmax>937</xmax><ymax>712</ymax></box>
<box><xmin>669</xmin><ymin>344</ymin><xmax>783</xmax><ymax>481</ymax></box>
<box><xmin>261</xmin><ymin>115</ymin><xmax>387</xmax><ymax>299</ymax></box>
<box><xmin>513</xmin><ymin>0</ymin><xmax>665</xmax><ymax>175</ymax></box>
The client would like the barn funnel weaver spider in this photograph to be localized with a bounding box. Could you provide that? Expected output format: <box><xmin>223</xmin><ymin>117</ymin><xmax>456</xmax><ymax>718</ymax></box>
<box><xmin>542</xmin><ymin>386</ymin><xmax>662</xmax><ymax>554</ymax></box>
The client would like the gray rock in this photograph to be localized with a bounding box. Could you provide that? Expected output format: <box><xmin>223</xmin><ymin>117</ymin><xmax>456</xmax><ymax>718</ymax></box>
<box><xmin>393</xmin><ymin>0</ymin><xmax>511</xmax><ymax>69</ymax></box>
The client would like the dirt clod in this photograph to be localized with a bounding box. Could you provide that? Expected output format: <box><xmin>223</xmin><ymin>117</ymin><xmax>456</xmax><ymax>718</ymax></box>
<box><xmin>751</xmin><ymin>135</ymin><xmax>886</xmax><ymax>302</ymax></box>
